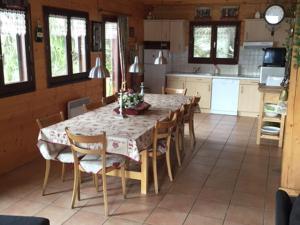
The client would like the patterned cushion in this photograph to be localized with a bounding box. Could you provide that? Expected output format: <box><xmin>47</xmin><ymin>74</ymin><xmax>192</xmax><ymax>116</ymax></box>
<box><xmin>56</xmin><ymin>147</ymin><xmax>75</xmax><ymax>163</ymax></box>
<box><xmin>149</xmin><ymin>140</ymin><xmax>167</xmax><ymax>154</ymax></box>
<box><xmin>79</xmin><ymin>154</ymin><xmax>125</xmax><ymax>174</ymax></box>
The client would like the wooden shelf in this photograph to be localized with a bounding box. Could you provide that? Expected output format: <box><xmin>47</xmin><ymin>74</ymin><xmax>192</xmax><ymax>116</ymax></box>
<box><xmin>263</xmin><ymin>116</ymin><xmax>281</xmax><ymax>123</ymax></box>
<box><xmin>260</xmin><ymin>134</ymin><xmax>280</xmax><ymax>140</ymax></box>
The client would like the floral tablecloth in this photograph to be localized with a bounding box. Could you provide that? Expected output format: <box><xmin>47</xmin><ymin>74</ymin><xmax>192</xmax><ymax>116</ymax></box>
<box><xmin>37</xmin><ymin>94</ymin><xmax>190</xmax><ymax>161</ymax></box>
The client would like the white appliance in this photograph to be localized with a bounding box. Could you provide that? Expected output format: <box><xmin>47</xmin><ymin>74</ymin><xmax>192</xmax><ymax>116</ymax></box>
<box><xmin>243</xmin><ymin>41</ymin><xmax>273</xmax><ymax>48</ymax></box>
<box><xmin>144</xmin><ymin>44</ymin><xmax>170</xmax><ymax>93</ymax></box>
<box><xmin>211</xmin><ymin>79</ymin><xmax>240</xmax><ymax>116</ymax></box>
<box><xmin>259</xmin><ymin>66</ymin><xmax>285</xmax><ymax>84</ymax></box>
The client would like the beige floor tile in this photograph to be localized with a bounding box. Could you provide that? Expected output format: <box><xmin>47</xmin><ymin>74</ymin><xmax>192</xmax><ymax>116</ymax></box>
<box><xmin>113</xmin><ymin>202</ymin><xmax>155</xmax><ymax>223</ymax></box>
<box><xmin>190</xmin><ymin>200</ymin><xmax>228</xmax><ymax>220</ymax></box>
<box><xmin>1</xmin><ymin>199</ymin><xmax>47</xmax><ymax>216</ymax></box>
<box><xmin>104</xmin><ymin>217</ymin><xmax>143</xmax><ymax>225</ymax></box>
<box><xmin>35</xmin><ymin>205</ymin><xmax>77</xmax><ymax>225</ymax></box>
<box><xmin>63</xmin><ymin>210</ymin><xmax>107</xmax><ymax>225</ymax></box>
<box><xmin>158</xmin><ymin>193</ymin><xmax>195</xmax><ymax>213</ymax></box>
<box><xmin>197</xmin><ymin>187</ymin><xmax>232</xmax><ymax>204</ymax></box>
<box><xmin>184</xmin><ymin>214</ymin><xmax>223</xmax><ymax>225</ymax></box>
<box><xmin>145</xmin><ymin>207</ymin><xmax>187</xmax><ymax>225</ymax></box>
<box><xmin>225</xmin><ymin>205</ymin><xmax>264</xmax><ymax>225</ymax></box>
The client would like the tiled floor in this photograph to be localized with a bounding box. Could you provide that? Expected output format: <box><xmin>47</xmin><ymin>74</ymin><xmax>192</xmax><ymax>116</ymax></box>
<box><xmin>0</xmin><ymin>114</ymin><xmax>281</xmax><ymax>225</ymax></box>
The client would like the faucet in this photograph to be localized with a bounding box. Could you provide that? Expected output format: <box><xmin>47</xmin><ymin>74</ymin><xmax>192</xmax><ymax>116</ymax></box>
<box><xmin>213</xmin><ymin>64</ymin><xmax>220</xmax><ymax>76</ymax></box>
<box><xmin>193</xmin><ymin>67</ymin><xmax>201</xmax><ymax>73</ymax></box>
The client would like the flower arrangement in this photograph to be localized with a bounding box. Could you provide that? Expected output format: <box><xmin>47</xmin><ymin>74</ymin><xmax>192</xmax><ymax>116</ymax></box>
<box><xmin>120</xmin><ymin>89</ymin><xmax>144</xmax><ymax>109</ymax></box>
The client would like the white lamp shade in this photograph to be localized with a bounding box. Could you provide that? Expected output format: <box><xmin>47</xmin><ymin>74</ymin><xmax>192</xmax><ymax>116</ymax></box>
<box><xmin>129</xmin><ymin>56</ymin><xmax>143</xmax><ymax>73</ymax></box>
<box><xmin>89</xmin><ymin>57</ymin><xmax>110</xmax><ymax>79</ymax></box>
<box><xmin>154</xmin><ymin>50</ymin><xmax>167</xmax><ymax>65</ymax></box>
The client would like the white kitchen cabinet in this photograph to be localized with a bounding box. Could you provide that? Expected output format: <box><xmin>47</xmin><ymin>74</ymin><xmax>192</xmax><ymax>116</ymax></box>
<box><xmin>185</xmin><ymin>77</ymin><xmax>212</xmax><ymax>109</ymax></box>
<box><xmin>170</xmin><ymin>20</ymin><xmax>187</xmax><ymax>53</ymax></box>
<box><xmin>144</xmin><ymin>20</ymin><xmax>170</xmax><ymax>42</ymax></box>
<box><xmin>244</xmin><ymin>19</ymin><xmax>273</xmax><ymax>42</ymax></box>
<box><xmin>238</xmin><ymin>80</ymin><xmax>260</xmax><ymax>116</ymax></box>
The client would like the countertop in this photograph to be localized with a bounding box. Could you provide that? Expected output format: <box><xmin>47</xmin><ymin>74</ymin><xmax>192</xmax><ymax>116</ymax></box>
<box><xmin>258</xmin><ymin>84</ymin><xmax>283</xmax><ymax>92</ymax></box>
<box><xmin>166</xmin><ymin>72</ymin><xmax>260</xmax><ymax>81</ymax></box>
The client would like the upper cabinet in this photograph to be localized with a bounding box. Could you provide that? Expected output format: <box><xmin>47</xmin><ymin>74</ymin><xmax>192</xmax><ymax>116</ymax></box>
<box><xmin>244</xmin><ymin>19</ymin><xmax>290</xmax><ymax>47</ymax></box>
<box><xmin>144</xmin><ymin>20</ymin><xmax>187</xmax><ymax>53</ymax></box>
<box><xmin>188</xmin><ymin>21</ymin><xmax>240</xmax><ymax>64</ymax></box>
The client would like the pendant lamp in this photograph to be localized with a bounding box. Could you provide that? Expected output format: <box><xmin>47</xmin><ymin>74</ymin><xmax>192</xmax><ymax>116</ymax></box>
<box><xmin>129</xmin><ymin>55</ymin><xmax>143</xmax><ymax>73</ymax></box>
<box><xmin>89</xmin><ymin>57</ymin><xmax>110</xmax><ymax>79</ymax></box>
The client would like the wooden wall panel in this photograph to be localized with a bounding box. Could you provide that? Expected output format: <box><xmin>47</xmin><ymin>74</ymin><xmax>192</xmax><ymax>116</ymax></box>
<box><xmin>0</xmin><ymin>0</ymin><xmax>145</xmax><ymax>175</ymax></box>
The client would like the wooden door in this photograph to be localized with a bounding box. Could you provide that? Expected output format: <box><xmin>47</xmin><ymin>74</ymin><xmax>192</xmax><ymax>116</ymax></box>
<box><xmin>244</xmin><ymin>19</ymin><xmax>273</xmax><ymax>42</ymax></box>
<box><xmin>185</xmin><ymin>77</ymin><xmax>212</xmax><ymax>109</ymax></box>
<box><xmin>166</xmin><ymin>76</ymin><xmax>185</xmax><ymax>89</ymax></box>
<box><xmin>170</xmin><ymin>20</ymin><xmax>186</xmax><ymax>53</ymax></box>
<box><xmin>238</xmin><ymin>81</ymin><xmax>260</xmax><ymax>114</ymax></box>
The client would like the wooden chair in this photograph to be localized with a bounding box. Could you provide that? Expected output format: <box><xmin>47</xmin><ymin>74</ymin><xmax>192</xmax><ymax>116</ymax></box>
<box><xmin>149</xmin><ymin>113</ymin><xmax>177</xmax><ymax>194</ymax></box>
<box><xmin>65</xmin><ymin>128</ymin><xmax>126</xmax><ymax>216</ymax></box>
<box><xmin>183</xmin><ymin>99</ymin><xmax>197</xmax><ymax>147</ymax></box>
<box><xmin>102</xmin><ymin>93</ymin><xmax>118</xmax><ymax>105</ymax></box>
<box><xmin>169</xmin><ymin>106</ymin><xmax>185</xmax><ymax>167</ymax></box>
<box><xmin>83</xmin><ymin>101</ymin><xmax>104</xmax><ymax>112</ymax></box>
<box><xmin>162</xmin><ymin>86</ymin><xmax>187</xmax><ymax>96</ymax></box>
<box><xmin>36</xmin><ymin>112</ymin><xmax>74</xmax><ymax>195</ymax></box>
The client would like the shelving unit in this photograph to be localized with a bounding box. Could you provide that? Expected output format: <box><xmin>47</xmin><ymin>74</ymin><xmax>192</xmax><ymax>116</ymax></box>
<box><xmin>256</xmin><ymin>85</ymin><xmax>286</xmax><ymax>148</ymax></box>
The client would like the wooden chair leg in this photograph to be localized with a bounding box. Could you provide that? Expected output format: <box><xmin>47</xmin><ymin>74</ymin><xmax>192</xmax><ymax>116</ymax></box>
<box><xmin>77</xmin><ymin>171</ymin><xmax>81</xmax><ymax>201</ymax></box>
<box><xmin>94</xmin><ymin>174</ymin><xmax>99</xmax><ymax>192</ymax></box>
<box><xmin>175</xmin><ymin>132</ymin><xmax>182</xmax><ymax>167</ymax></box>
<box><xmin>121</xmin><ymin>164</ymin><xmax>126</xmax><ymax>198</ymax></box>
<box><xmin>166</xmin><ymin>149</ymin><xmax>173</xmax><ymax>182</ymax></box>
<box><xmin>71</xmin><ymin>168</ymin><xmax>79</xmax><ymax>209</ymax></box>
<box><xmin>102</xmin><ymin>172</ymin><xmax>108</xmax><ymax>217</ymax></box>
<box><xmin>61</xmin><ymin>163</ymin><xmax>65</xmax><ymax>182</ymax></box>
<box><xmin>189</xmin><ymin>119</ymin><xmax>195</xmax><ymax>147</ymax></box>
<box><xmin>42</xmin><ymin>160</ymin><xmax>51</xmax><ymax>196</ymax></box>
<box><xmin>152</xmin><ymin>155</ymin><xmax>159</xmax><ymax>194</ymax></box>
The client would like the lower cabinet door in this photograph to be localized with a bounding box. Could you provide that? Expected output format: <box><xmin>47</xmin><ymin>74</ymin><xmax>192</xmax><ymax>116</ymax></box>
<box><xmin>186</xmin><ymin>79</ymin><xmax>212</xmax><ymax>109</ymax></box>
<box><xmin>238</xmin><ymin>84</ymin><xmax>261</xmax><ymax>115</ymax></box>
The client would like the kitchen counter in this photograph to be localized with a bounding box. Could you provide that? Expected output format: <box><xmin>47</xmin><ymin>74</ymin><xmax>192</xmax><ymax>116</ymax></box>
<box><xmin>166</xmin><ymin>73</ymin><xmax>260</xmax><ymax>81</ymax></box>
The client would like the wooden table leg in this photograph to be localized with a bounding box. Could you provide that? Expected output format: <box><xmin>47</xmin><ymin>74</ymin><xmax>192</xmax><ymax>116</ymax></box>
<box><xmin>140</xmin><ymin>150</ymin><xmax>148</xmax><ymax>195</ymax></box>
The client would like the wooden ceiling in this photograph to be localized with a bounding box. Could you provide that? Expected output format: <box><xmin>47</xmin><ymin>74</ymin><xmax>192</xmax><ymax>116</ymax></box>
<box><xmin>142</xmin><ymin>0</ymin><xmax>295</xmax><ymax>6</ymax></box>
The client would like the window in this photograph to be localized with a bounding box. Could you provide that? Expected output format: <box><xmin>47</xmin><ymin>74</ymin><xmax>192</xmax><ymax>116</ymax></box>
<box><xmin>0</xmin><ymin>7</ymin><xmax>35</xmax><ymax>97</ymax></box>
<box><xmin>104</xmin><ymin>17</ymin><xmax>119</xmax><ymax>97</ymax></box>
<box><xmin>44</xmin><ymin>7</ymin><xmax>90</xmax><ymax>87</ymax></box>
<box><xmin>189</xmin><ymin>21</ymin><xmax>240</xmax><ymax>64</ymax></box>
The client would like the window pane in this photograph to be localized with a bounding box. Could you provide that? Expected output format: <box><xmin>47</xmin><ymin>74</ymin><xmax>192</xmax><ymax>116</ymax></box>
<box><xmin>105</xmin><ymin>22</ymin><xmax>118</xmax><ymax>97</ymax></box>
<box><xmin>193</xmin><ymin>26</ymin><xmax>212</xmax><ymax>58</ymax></box>
<box><xmin>71</xmin><ymin>17</ymin><xmax>86</xmax><ymax>74</ymax></box>
<box><xmin>49</xmin><ymin>15</ymin><xmax>68</xmax><ymax>77</ymax></box>
<box><xmin>216</xmin><ymin>26</ymin><xmax>236</xmax><ymax>59</ymax></box>
<box><xmin>0</xmin><ymin>10</ymin><xmax>28</xmax><ymax>85</ymax></box>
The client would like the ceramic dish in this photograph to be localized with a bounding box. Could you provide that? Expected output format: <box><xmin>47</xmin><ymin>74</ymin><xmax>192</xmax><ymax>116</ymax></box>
<box><xmin>264</xmin><ymin>103</ymin><xmax>279</xmax><ymax>117</ymax></box>
<box><xmin>261</xmin><ymin>125</ymin><xmax>280</xmax><ymax>135</ymax></box>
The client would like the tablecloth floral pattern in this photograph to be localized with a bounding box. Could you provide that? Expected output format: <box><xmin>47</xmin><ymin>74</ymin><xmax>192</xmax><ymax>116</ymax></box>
<box><xmin>37</xmin><ymin>94</ymin><xmax>190</xmax><ymax>161</ymax></box>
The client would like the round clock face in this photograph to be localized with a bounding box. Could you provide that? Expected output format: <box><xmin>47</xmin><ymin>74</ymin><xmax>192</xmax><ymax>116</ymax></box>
<box><xmin>264</xmin><ymin>5</ymin><xmax>285</xmax><ymax>25</ymax></box>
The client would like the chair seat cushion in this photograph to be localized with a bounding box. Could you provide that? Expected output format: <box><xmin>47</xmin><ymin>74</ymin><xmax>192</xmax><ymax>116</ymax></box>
<box><xmin>56</xmin><ymin>147</ymin><xmax>74</xmax><ymax>163</ymax></box>
<box><xmin>80</xmin><ymin>154</ymin><xmax>125</xmax><ymax>174</ymax></box>
<box><xmin>0</xmin><ymin>215</ymin><xmax>49</xmax><ymax>225</ymax></box>
<box><xmin>148</xmin><ymin>140</ymin><xmax>167</xmax><ymax>154</ymax></box>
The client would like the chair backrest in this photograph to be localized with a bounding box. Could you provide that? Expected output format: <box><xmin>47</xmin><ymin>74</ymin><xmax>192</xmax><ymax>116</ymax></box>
<box><xmin>83</xmin><ymin>101</ymin><xmax>104</xmax><ymax>112</ymax></box>
<box><xmin>191</xmin><ymin>96</ymin><xmax>201</xmax><ymax>113</ymax></box>
<box><xmin>152</xmin><ymin>113</ymin><xmax>177</xmax><ymax>152</ymax></box>
<box><xmin>162</xmin><ymin>86</ymin><xmax>187</xmax><ymax>96</ymax></box>
<box><xmin>65</xmin><ymin>128</ymin><xmax>107</xmax><ymax>171</ymax></box>
<box><xmin>102</xmin><ymin>93</ymin><xmax>118</xmax><ymax>105</ymax></box>
<box><xmin>36</xmin><ymin>112</ymin><xmax>64</xmax><ymax>129</ymax></box>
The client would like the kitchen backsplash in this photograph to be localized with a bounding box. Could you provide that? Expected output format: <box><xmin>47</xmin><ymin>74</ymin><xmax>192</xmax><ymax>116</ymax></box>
<box><xmin>169</xmin><ymin>47</ymin><xmax>264</xmax><ymax>78</ymax></box>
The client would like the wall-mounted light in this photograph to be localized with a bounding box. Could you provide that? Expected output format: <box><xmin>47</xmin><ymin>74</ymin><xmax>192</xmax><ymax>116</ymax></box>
<box><xmin>35</xmin><ymin>19</ymin><xmax>43</xmax><ymax>42</ymax></box>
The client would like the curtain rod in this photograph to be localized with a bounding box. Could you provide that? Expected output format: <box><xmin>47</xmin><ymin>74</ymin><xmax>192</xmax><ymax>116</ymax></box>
<box><xmin>98</xmin><ymin>8</ymin><xmax>132</xmax><ymax>17</ymax></box>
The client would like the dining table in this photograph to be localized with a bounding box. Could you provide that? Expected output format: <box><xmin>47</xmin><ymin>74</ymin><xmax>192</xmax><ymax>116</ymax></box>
<box><xmin>37</xmin><ymin>93</ymin><xmax>190</xmax><ymax>194</ymax></box>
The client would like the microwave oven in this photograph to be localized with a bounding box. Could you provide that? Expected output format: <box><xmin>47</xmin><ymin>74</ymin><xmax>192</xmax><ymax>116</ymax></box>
<box><xmin>263</xmin><ymin>48</ymin><xmax>286</xmax><ymax>67</ymax></box>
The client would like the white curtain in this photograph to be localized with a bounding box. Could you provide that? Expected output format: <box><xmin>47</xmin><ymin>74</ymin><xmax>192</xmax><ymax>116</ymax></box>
<box><xmin>0</xmin><ymin>9</ymin><xmax>26</xmax><ymax>35</ymax></box>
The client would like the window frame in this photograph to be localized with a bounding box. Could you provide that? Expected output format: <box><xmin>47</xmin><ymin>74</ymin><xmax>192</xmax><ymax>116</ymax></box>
<box><xmin>43</xmin><ymin>6</ymin><xmax>90</xmax><ymax>87</ymax></box>
<box><xmin>0</xmin><ymin>5</ymin><xmax>35</xmax><ymax>98</ymax></box>
<box><xmin>188</xmin><ymin>21</ymin><xmax>240</xmax><ymax>65</ymax></box>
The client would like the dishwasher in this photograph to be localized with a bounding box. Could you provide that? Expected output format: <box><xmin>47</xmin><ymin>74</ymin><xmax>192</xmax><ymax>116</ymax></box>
<box><xmin>211</xmin><ymin>78</ymin><xmax>240</xmax><ymax>115</ymax></box>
